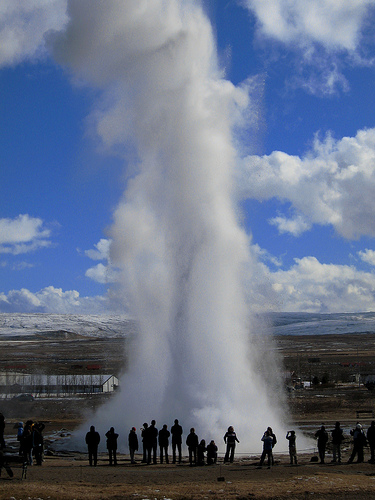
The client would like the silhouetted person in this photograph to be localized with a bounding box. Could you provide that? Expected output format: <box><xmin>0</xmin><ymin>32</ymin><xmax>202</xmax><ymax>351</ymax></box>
<box><xmin>331</xmin><ymin>422</ymin><xmax>344</xmax><ymax>464</ymax></box>
<box><xmin>171</xmin><ymin>419</ymin><xmax>183</xmax><ymax>464</ymax></box>
<box><xmin>16</xmin><ymin>422</ymin><xmax>24</xmax><ymax>456</ymax></box>
<box><xmin>105</xmin><ymin>427</ymin><xmax>118</xmax><ymax>466</ymax></box>
<box><xmin>158</xmin><ymin>424</ymin><xmax>170</xmax><ymax>464</ymax></box>
<box><xmin>259</xmin><ymin>427</ymin><xmax>277</xmax><ymax>466</ymax></box>
<box><xmin>186</xmin><ymin>428</ymin><xmax>199</xmax><ymax>466</ymax></box>
<box><xmin>348</xmin><ymin>423</ymin><xmax>367</xmax><ymax>463</ymax></box>
<box><xmin>33</xmin><ymin>422</ymin><xmax>45</xmax><ymax>466</ymax></box>
<box><xmin>128</xmin><ymin>427</ymin><xmax>138</xmax><ymax>464</ymax></box>
<box><xmin>286</xmin><ymin>430</ymin><xmax>297</xmax><ymax>465</ymax></box>
<box><xmin>367</xmin><ymin>421</ymin><xmax>375</xmax><ymax>463</ymax></box>
<box><xmin>261</xmin><ymin>429</ymin><xmax>274</xmax><ymax>468</ymax></box>
<box><xmin>0</xmin><ymin>413</ymin><xmax>5</xmax><ymax>449</ymax></box>
<box><xmin>149</xmin><ymin>420</ymin><xmax>158</xmax><ymax>464</ymax></box>
<box><xmin>315</xmin><ymin>425</ymin><xmax>328</xmax><ymax>464</ymax></box>
<box><xmin>21</xmin><ymin>421</ymin><xmax>34</xmax><ymax>466</ymax></box>
<box><xmin>206</xmin><ymin>440</ymin><xmax>218</xmax><ymax>465</ymax></box>
<box><xmin>197</xmin><ymin>439</ymin><xmax>206</xmax><ymax>466</ymax></box>
<box><xmin>85</xmin><ymin>425</ymin><xmax>100</xmax><ymax>466</ymax></box>
<box><xmin>141</xmin><ymin>423</ymin><xmax>149</xmax><ymax>463</ymax></box>
<box><xmin>223</xmin><ymin>426</ymin><xmax>239</xmax><ymax>463</ymax></box>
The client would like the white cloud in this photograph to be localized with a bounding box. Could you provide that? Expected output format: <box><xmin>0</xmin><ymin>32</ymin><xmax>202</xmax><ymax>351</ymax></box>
<box><xmin>0</xmin><ymin>0</ymin><xmax>68</xmax><ymax>67</ymax></box>
<box><xmin>0</xmin><ymin>286</ymin><xmax>108</xmax><ymax>314</ymax></box>
<box><xmin>84</xmin><ymin>238</ymin><xmax>111</xmax><ymax>261</ymax></box>
<box><xmin>0</xmin><ymin>215</ymin><xmax>52</xmax><ymax>254</ymax></box>
<box><xmin>266</xmin><ymin>256</ymin><xmax>375</xmax><ymax>313</ymax></box>
<box><xmin>269</xmin><ymin>214</ymin><xmax>311</xmax><ymax>236</ymax></box>
<box><xmin>239</xmin><ymin>127</ymin><xmax>375</xmax><ymax>239</ymax></box>
<box><xmin>244</xmin><ymin>0</ymin><xmax>374</xmax><ymax>52</ymax></box>
<box><xmin>242</xmin><ymin>0</ymin><xmax>375</xmax><ymax>95</ymax></box>
<box><xmin>359</xmin><ymin>249</ymin><xmax>375</xmax><ymax>266</ymax></box>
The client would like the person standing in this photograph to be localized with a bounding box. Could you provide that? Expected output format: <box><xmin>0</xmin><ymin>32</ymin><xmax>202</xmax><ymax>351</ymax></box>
<box><xmin>261</xmin><ymin>429</ymin><xmax>274</xmax><ymax>468</ymax></box>
<box><xmin>197</xmin><ymin>439</ymin><xmax>207</xmax><ymax>466</ymax></box>
<box><xmin>128</xmin><ymin>427</ymin><xmax>138</xmax><ymax>464</ymax></box>
<box><xmin>141</xmin><ymin>423</ymin><xmax>149</xmax><ymax>463</ymax></box>
<box><xmin>21</xmin><ymin>421</ymin><xmax>34</xmax><ymax>466</ymax></box>
<box><xmin>85</xmin><ymin>425</ymin><xmax>100</xmax><ymax>466</ymax></box>
<box><xmin>158</xmin><ymin>424</ymin><xmax>170</xmax><ymax>464</ymax></box>
<box><xmin>223</xmin><ymin>426</ymin><xmax>239</xmax><ymax>463</ymax></box>
<box><xmin>33</xmin><ymin>422</ymin><xmax>45</xmax><ymax>466</ymax></box>
<box><xmin>348</xmin><ymin>423</ymin><xmax>367</xmax><ymax>463</ymax></box>
<box><xmin>149</xmin><ymin>420</ymin><xmax>158</xmax><ymax>464</ymax></box>
<box><xmin>286</xmin><ymin>430</ymin><xmax>297</xmax><ymax>465</ymax></box>
<box><xmin>367</xmin><ymin>421</ymin><xmax>375</xmax><ymax>463</ymax></box>
<box><xmin>186</xmin><ymin>428</ymin><xmax>199</xmax><ymax>466</ymax></box>
<box><xmin>315</xmin><ymin>425</ymin><xmax>328</xmax><ymax>464</ymax></box>
<box><xmin>171</xmin><ymin>419</ymin><xmax>183</xmax><ymax>464</ymax></box>
<box><xmin>105</xmin><ymin>427</ymin><xmax>118</xmax><ymax>466</ymax></box>
<box><xmin>259</xmin><ymin>427</ymin><xmax>277</xmax><ymax>466</ymax></box>
<box><xmin>331</xmin><ymin>422</ymin><xmax>344</xmax><ymax>464</ymax></box>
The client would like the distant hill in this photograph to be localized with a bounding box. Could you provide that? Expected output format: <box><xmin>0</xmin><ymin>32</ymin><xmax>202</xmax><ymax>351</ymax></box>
<box><xmin>1</xmin><ymin>312</ymin><xmax>375</xmax><ymax>339</ymax></box>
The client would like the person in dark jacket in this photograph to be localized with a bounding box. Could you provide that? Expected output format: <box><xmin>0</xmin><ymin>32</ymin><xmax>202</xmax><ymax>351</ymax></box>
<box><xmin>158</xmin><ymin>424</ymin><xmax>170</xmax><ymax>464</ymax></box>
<box><xmin>315</xmin><ymin>425</ymin><xmax>328</xmax><ymax>464</ymax></box>
<box><xmin>259</xmin><ymin>427</ymin><xmax>276</xmax><ymax>466</ymax></box>
<box><xmin>261</xmin><ymin>429</ymin><xmax>274</xmax><ymax>468</ymax></box>
<box><xmin>286</xmin><ymin>430</ymin><xmax>297</xmax><ymax>465</ymax></box>
<box><xmin>331</xmin><ymin>422</ymin><xmax>344</xmax><ymax>464</ymax></box>
<box><xmin>367</xmin><ymin>421</ymin><xmax>375</xmax><ymax>463</ymax></box>
<box><xmin>149</xmin><ymin>420</ymin><xmax>158</xmax><ymax>464</ymax></box>
<box><xmin>85</xmin><ymin>425</ymin><xmax>100</xmax><ymax>466</ymax></box>
<box><xmin>141</xmin><ymin>423</ymin><xmax>149</xmax><ymax>463</ymax></box>
<box><xmin>105</xmin><ymin>427</ymin><xmax>118</xmax><ymax>466</ymax></box>
<box><xmin>171</xmin><ymin>419</ymin><xmax>183</xmax><ymax>464</ymax></box>
<box><xmin>223</xmin><ymin>426</ymin><xmax>240</xmax><ymax>463</ymax></box>
<box><xmin>206</xmin><ymin>440</ymin><xmax>218</xmax><ymax>465</ymax></box>
<box><xmin>128</xmin><ymin>427</ymin><xmax>138</xmax><ymax>464</ymax></box>
<box><xmin>186</xmin><ymin>428</ymin><xmax>199</xmax><ymax>466</ymax></box>
<box><xmin>197</xmin><ymin>439</ymin><xmax>206</xmax><ymax>466</ymax></box>
<box><xmin>33</xmin><ymin>422</ymin><xmax>45</xmax><ymax>466</ymax></box>
<box><xmin>21</xmin><ymin>421</ymin><xmax>34</xmax><ymax>466</ymax></box>
<box><xmin>0</xmin><ymin>449</ymin><xmax>13</xmax><ymax>478</ymax></box>
<box><xmin>348</xmin><ymin>423</ymin><xmax>367</xmax><ymax>463</ymax></box>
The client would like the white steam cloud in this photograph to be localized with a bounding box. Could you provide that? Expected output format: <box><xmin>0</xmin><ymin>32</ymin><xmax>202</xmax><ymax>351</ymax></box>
<box><xmin>49</xmin><ymin>1</ymin><xmax>288</xmax><ymax>451</ymax></box>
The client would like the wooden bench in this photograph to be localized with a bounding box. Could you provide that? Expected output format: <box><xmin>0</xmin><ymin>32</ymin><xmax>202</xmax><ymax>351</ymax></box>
<box><xmin>356</xmin><ymin>409</ymin><xmax>374</xmax><ymax>419</ymax></box>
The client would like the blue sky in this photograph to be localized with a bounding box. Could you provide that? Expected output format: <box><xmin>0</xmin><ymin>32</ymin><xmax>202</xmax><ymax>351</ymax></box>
<box><xmin>1</xmin><ymin>0</ymin><xmax>375</xmax><ymax>314</ymax></box>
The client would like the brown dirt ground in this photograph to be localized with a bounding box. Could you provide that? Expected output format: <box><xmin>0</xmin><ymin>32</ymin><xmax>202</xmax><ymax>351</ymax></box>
<box><xmin>2</xmin><ymin>332</ymin><xmax>375</xmax><ymax>499</ymax></box>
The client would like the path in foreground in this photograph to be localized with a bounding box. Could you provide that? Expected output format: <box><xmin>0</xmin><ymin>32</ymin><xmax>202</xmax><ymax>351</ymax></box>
<box><xmin>2</xmin><ymin>454</ymin><xmax>375</xmax><ymax>500</ymax></box>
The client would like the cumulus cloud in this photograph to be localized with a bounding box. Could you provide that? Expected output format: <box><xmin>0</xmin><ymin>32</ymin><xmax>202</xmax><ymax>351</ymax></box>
<box><xmin>243</xmin><ymin>0</ymin><xmax>374</xmax><ymax>52</ymax></box>
<box><xmin>84</xmin><ymin>238</ymin><xmax>111</xmax><ymax>261</ymax></box>
<box><xmin>269</xmin><ymin>214</ymin><xmax>312</xmax><ymax>237</ymax></box>
<box><xmin>84</xmin><ymin>239</ymin><xmax>118</xmax><ymax>285</ymax></box>
<box><xmin>239</xmin><ymin>127</ymin><xmax>375</xmax><ymax>239</ymax></box>
<box><xmin>0</xmin><ymin>286</ymin><xmax>108</xmax><ymax>314</ymax></box>
<box><xmin>359</xmin><ymin>249</ymin><xmax>375</xmax><ymax>266</ymax></box>
<box><xmin>0</xmin><ymin>0</ymin><xmax>68</xmax><ymax>67</ymax></box>
<box><xmin>0</xmin><ymin>215</ymin><xmax>52</xmax><ymax>254</ymax></box>
<box><xmin>266</xmin><ymin>256</ymin><xmax>375</xmax><ymax>313</ymax></box>
<box><xmin>242</xmin><ymin>0</ymin><xmax>375</xmax><ymax>95</ymax></box>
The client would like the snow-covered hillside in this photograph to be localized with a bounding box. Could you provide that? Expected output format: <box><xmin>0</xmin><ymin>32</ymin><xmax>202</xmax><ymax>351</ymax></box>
<box><xmin>1</xmin><ymin>312</ymin><xmax>375</xmax><ymax>339</ymax></box>
<box><xmin>0</xmin><ymin>313</ymin><xmax>136</xmax><ymax>339</ymax></box>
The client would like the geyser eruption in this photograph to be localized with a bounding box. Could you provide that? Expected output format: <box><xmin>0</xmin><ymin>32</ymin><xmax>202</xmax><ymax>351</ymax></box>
<box><xmin>52</xmin><ymin>0</ymin><xmax>288</xmax><ymax>451</ymax></box>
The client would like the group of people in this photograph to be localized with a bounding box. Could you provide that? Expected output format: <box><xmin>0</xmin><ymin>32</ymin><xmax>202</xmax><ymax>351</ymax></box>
<box><xmin>314</xmin><ymin>421</ymin><xmax>375</xmax><ymax>464</ymax></box>
<box><xmin>85</xmin><ymin>420</ymin><xmax>236</xmax><ymax>467</ymax></box>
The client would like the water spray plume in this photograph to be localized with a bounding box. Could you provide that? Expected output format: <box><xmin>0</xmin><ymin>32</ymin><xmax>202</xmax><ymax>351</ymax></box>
<box><xmin>53</xmin><ymin>0</ymin><xmax>291</xmax><ymax>452</ymax></box>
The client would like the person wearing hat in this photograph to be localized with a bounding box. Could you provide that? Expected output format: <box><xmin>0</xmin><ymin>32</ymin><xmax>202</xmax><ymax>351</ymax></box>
<box><xmin>128</xmin><ymin>427</ymin><xmax>138</xmax><ymax>464</ymax></box>
<box><xmin>348</xmin><ymin>423</ymin><xmax>367</xmax><ymax>463</ymax></box>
